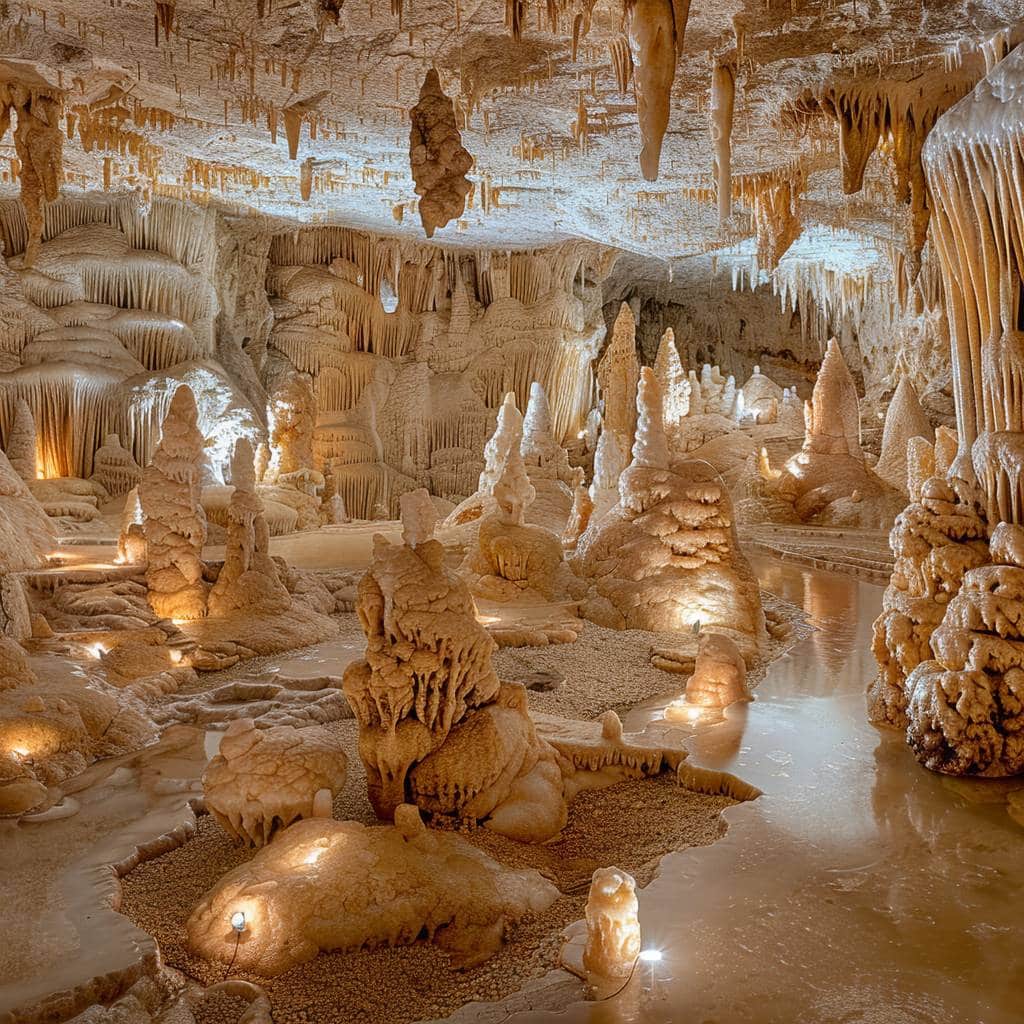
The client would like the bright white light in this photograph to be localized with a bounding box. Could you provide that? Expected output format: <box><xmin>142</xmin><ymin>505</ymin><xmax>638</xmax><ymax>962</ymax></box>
<box><xmin>304</xmin><ymin>847</ymin><xmax>324</xmax><ymax>865</ymax></box>
<box><xmin>90</xmin><ymin>644</ymin><xmax>106</xmax><ymax>659</ymax></box>
<box><xmin>230</xmin><ymin>911</ymin><xmax>246</xmax><ymax>932</ymax></box>
<box><xmin>9</xmin><ymin>746</ymin><xmax>29</xmax><ymax>759</ymax></box>
<box><xmin>637</xmin><ymin>949</ymin><xmax>662</xmax><ymax>963</ymax></box>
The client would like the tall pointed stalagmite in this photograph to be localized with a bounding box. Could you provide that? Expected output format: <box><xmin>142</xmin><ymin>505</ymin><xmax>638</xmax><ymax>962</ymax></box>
<box><xmin>140</xmin><ymin>385</ymin><xmax>208</xmax><ymax>621</ymax></box>
<box><xmin>631</xmin><ymin>367</ymin><xmax>669</xmax><ymax>470</ymax></box>
<box><xmin>875</xmin><ymin>378</ymin><xmax>934</xmax><ymax>495</ymax></box>
<box><xmin>598</xmin><ymin>304</ymin><xmax>641</xmax><ymax>456</ymax></box>
<box><xmin>653</xmin><ymin>327</ymin><xmax>689</xmax><ymax>432</ymax></box>
<box><xmin>5</xmin><ymin>400</ymin><xmax>37</xmax><ymax>483</ymax></box>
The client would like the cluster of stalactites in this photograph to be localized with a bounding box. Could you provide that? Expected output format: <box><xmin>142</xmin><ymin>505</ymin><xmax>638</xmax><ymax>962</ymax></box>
<box><xmin>923</xmin><ymin>44</ymin><xmax>1024</xmax><ymax>520</ymax></box>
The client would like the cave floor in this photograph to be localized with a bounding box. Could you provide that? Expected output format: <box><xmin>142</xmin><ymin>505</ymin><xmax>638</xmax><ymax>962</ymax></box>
<box><xmin>1</xmin><ymin>557</ymin><xmax>1022</xmax><ymax>1024</ymax></box>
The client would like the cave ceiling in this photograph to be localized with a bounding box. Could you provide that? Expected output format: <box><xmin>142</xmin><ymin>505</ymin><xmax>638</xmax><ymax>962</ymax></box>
<box><xmin>0</xmin><ymin>0</ymin><xmax>1021</xmax><ymax>269</ymax></box>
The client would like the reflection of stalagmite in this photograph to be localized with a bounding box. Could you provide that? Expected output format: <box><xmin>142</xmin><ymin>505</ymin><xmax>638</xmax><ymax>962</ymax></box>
<box><xmin>140</xmin><ymin>386</ymin><xmax>208</xmax><ymax>621</ymax></box>
<box><xmin>710</xmin><ymin>62</ymin><xmax>736</xmax><ymax>225</ymax></box>
<box><xmin>409</xmin><ymin>69</ymin><xmax>473</xmax><ymax>238</ymax></box>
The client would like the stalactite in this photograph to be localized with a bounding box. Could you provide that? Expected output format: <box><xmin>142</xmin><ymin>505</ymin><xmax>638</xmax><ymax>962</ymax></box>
<box><xmin>924</xmin><ymin>43</ymin><xmax>1024</xmax><ymax>511</ymax></box>
<box><xmin>409</xmin><ymin>69</ymin><xmax>473</xmax><ymax>238</ymax></box>
<box><xmin>154</xmin><ymin>1</ymin><xmax>175</xmax><ymax>45</ymax></box>
<box><xmin>710</xmin><ymin>61</ymin><xmax>735</xmax><ymax>226</ymax></box>
<box><xmin>625</xmin><ymin>0</ymin><xmax>680</xmax><ymax>181</ymax></box>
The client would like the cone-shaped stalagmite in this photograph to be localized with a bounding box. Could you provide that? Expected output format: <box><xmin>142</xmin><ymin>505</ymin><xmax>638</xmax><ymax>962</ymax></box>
<box><xmin>140</xmin><ymin>385</ymin><xmax>208</xmax><ymax>621</ymax></box>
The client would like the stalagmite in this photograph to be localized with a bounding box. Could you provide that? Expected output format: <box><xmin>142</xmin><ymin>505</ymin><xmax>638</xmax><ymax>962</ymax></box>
<box><xmin>139</xmin><ymin>385</ymin><xmax>208</xmax><ymax>621</ymax></box>
<box><xmin>582</xmin><ymin>867</ymin><xmax>641</xmax><ymax>981</ymax></box>
<box><xmin>589</xmin><ymin>421</ymin><xmax>627</xmax><ymax>523</ymax></box>
<box><xmin>773</xmin><ymin>339</ymin><xmax>901</xmax><ymax>526</ymax></box>
<box><xmin>208</xmin><ymin>439</ymin><xmax>291</xmax><ymax>617</ymax></box>
<box><xmin>573</xmin><ymin>366</ymin><xmax>766</xmax><ymax>655</ymax></box>
<box><xmin>4</xmin><ymin>399</ymin><xmax>37</xmax><ymax>482</ymax></box>
<box><xmin>90</xmin><ymin>434</ymin><xmax>142</xmax><ymax>497</ymax></box>
<box><xmin>342</xmin><ymin>489</ymin><xmax>569</xmax><ymax>840</ymax></box>
<box><xmin>653</xmin><ymin>327</ymin><xmax>690</xmax><ymax>433</ymax></box>
<box><xmin>710</xmin><ymin>61</ymin><xmax>735</xmax><ymax>226</ymax></box>
<box><xmin>875</xmin><ymin>378</ymin><xmax>934</xmax><ymax>495</ymax></box>
<box><xmin>631</xmin><ymin>367</ymin><xmax>668</xmax><ymax>469</ymax></box>
<box><xmin>598</xmin><ymin>304</ymin><xmax>640</xmax><ymax>455</ymax></box>
<box><xmin>409</xmin><ymin>69</ymin><xmax>473</xmax><ymax>238</ymax></box>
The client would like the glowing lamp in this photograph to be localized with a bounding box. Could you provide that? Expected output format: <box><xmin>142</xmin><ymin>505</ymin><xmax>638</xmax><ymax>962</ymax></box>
<box><xmin>637</xmin><ymin>949</ymin><xmax>662</xmax><ymax>963</ymax></box>
<box><xmin>230</xmin><ymin>911</ymin><xmax>246</xmax><ymax>932</ymax></box>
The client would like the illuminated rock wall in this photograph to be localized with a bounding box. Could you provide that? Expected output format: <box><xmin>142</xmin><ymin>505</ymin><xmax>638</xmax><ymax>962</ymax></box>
<box><xmin>267</xmin><ymin>226</ymin><xmax>610</xmax><ymax>518</ymax></box>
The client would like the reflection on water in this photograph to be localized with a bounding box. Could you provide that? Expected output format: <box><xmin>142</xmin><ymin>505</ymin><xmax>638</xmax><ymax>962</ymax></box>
<box><xmin>523</xmin><ymin>559</ymin><xmax>1024</xmax><ymax>1024</ymax></box>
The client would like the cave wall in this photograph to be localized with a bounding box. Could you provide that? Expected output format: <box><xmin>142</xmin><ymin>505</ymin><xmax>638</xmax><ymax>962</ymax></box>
<box><xmin>0</xmin><ymin>195</ymin><xmax>611</xmax><ymax>517</ymax></box>
<box><xmin>267</xmin><ymin>227</ymin><xmax>609</xmax><ymax>518</ymax></box>
<box><xmin>602</xmin><ymin>253</ymin><xmax>820</xmax><ymax>394</ymax></box>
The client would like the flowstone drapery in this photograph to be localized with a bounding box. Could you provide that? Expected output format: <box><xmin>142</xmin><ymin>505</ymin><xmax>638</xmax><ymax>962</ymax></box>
<box><xmin>202</xmin><ymin>718</ymin><xmax>348</xmax><ymax>847</ymax></box>
<box><xmin>871</xmin><ymin>46</ymin><xmax>1024</xmax><ymax>777</ymax></box>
